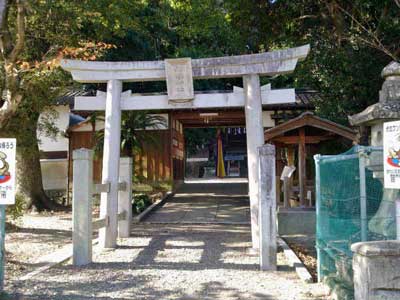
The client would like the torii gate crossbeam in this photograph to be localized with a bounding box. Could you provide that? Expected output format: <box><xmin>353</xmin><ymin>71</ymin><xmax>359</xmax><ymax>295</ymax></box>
<box><xmin>61</xmin><ymin>44</ymin><xmax>310</xmax><ymax>250</ymax></box>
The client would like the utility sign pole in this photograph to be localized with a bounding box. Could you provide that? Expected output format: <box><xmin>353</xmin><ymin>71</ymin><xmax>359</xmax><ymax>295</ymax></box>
<box><xmin>0</xmin><ymin>138</ymin><xmax>16</xmax><ymax>290</ymax></box>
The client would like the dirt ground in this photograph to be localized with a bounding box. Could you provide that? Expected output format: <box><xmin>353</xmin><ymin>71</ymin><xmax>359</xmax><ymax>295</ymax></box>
<box><xmin>6</xmin><ymin>223</ymin><xmax>328</xmax><ymax>300</ymax></box>
<box><xmin>5</xmin><ymin>212</ymin><xmax>73</xmax><ymax>283</ymax></box>
<box><xmin>2</xmin><ymin>181</ymin><xmax>326</xmax><ymax>299</ymax></box>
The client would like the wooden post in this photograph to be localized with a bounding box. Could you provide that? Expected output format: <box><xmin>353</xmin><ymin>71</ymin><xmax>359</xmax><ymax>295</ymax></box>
<box><xmin>72</xmin><ymin>149</ymin><xmax>93</xmax><ymax>266</ymax></box>
<box><xmin>276</xmin><ymin>175</ymin><xmax>281</xmax><ymax>205</ymax></box>
<box><xmin>118</xmin><ymin>157</ymin><xmax>133</xmax><ymax>238</ymax></box>
<box><xmin>283</xmin><ymin>176</ymin><xmax>291</xmax><ymax>208</ymax></box>
<box><xmin>258</xmin><ymin>144</ymin><xmax>277</xmax><ymax>270</ymax></box>
<box><xmin>99</xmin><ymin>79</ymin><xmax>122</xmax><ymax>248</ymax></box>
<box><xmin>298</xmin><ymin>128</ymin><xmax>306</xmax><ymax>206</ymax></box>
<box><xmin>287</xmin><ymin>147</ymin><xmax>295</xmax><ymax>204</ymax></box>
<box><xmin>244</xmin><ymin>74</ymin><xmax>264</xmax><ymax>249</ymax></box>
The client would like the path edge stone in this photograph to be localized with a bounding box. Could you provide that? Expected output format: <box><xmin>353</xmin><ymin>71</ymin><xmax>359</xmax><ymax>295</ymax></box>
<box><xmin>278</xmin><ymin>237</ymin><xmax>313</xmax><ymax>283</ymax></box>
<box><xmin>19</xmin><ymin>239</ymin><xmax>99</xmax><ymax>281</ymax></box>
<box><xmin>133</xmin><ymin>191</ymin><xmax>174</xmax><ymax>223</ymax></box>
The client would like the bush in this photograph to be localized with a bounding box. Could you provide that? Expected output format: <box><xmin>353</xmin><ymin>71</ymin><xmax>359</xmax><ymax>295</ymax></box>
<box><xmin>6</xmin><ymin>193</ymin><xmax>25</xmax><ymax>221</ymax></box>
<box><xmin>132</xmin><ymin>194</ymin><xmax>151</xmax><ymax>214</ymax></box>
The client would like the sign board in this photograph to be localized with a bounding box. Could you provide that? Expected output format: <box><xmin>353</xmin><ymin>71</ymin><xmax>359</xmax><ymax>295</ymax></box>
<box><xmin>280</xmin><ymin>165</ymin><xmax>296</xmax><ymax>181</ymax></box>
<box><xmin>384</xmin><ymin>120</ymin><xmax>400</xmax><ymax>189</ymax></box>
<box><xmin>165</xmin><ymin>58</ymin><xmax>194</xmax><ymax>102</ymax></box>
<box><xmin>0</xmin><ymin>139</ymin><xmax>16</xmax><ymax>204</ymax></box>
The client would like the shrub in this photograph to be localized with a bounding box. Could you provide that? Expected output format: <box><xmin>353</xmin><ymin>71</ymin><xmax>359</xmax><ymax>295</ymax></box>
<box><xmin>132</xmin><ymin>194</ymin><xmax>151</xmax><ymax>214</ymax></box>
<box><xmin>6</xmin><ymin>193</ymin><xmax>26</xmax><ymax>221</ymax></box>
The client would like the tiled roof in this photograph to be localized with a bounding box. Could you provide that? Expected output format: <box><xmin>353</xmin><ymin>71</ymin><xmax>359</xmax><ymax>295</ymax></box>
<box><xmin>55</xmin><ymin>89</ymin><xmax>96</xmax><ymax>106</ymax></box>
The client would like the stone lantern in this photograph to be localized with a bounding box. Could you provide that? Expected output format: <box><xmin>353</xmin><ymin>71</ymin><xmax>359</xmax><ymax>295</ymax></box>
<box><xmin>349</xmin><ymin>61</ymin><xmax>400</xmax><ymax>146</ymax></box>
<box><xmin>349</xmin><ymin>62</ymin><xmax>400</xmax><ymax>300</ymax></box>
<box><xmin>349</xmin><ymin>62</ymin><xmax>399</xmax><ymax>238</ymax></box>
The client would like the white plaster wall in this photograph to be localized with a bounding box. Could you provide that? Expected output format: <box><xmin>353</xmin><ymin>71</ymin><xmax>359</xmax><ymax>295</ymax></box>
<box><xmin>262</xmin><ymin>111</ymin><xmax>275</xmax><ymax>128</ymax></box>
<box><xmin>40</xmin><ymin>159</ymin><xmax>68</xmax><ymax>190</ymax></box>
<box><xmin>38</xmin><ymin>105</ymin><xmax>70</xmax><ymax>152</ymax></box>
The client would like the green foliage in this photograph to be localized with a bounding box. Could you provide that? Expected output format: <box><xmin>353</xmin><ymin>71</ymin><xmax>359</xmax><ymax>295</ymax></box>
<box><xmin>0</xmin><ymin>0</ymin><xmax>397</xmax><ymax>209</ymax></box>
<box><xmin>184</xmin><ymin>128</ymin><xmax>216</xmax><ymax>156</ymax></box>
<box><xmin>93</xmin><ymin>111</ymin><xmax>166</xmax><ymax>157</ymax></box>
<box><xmin>6</xmin><ymin>193</ymin><xmax>26</xmax><ymax>221</ymax></box>
<box><xmin>177</xmin><ymin>0</ymin><xmax>396</xmax><ymax>125</ymax></box>
<box><xmin>132</xmin><ymin>193</ymin><xmax>151</xmax><ymax>214</ymax></box>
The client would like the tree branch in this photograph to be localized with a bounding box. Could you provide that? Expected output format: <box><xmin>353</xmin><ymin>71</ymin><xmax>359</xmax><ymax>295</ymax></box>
<box><xmin>9</xmin><ymin>0</ymin><xmax>25</xmax><ymax>63</ymax></box>
<box><xmin>333</xmin><ymin>2</ymin><xmax>398</xmax><ymax>60</ymax></box>
<box><xmin>0</xmin><ymin>0</ymin><xmax>13</xmax><ymax>60</ymax></box>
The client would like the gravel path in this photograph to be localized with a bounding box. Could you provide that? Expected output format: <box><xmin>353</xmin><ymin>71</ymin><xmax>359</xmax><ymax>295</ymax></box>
<box><xmin>8</xmin><ymin>224</ymin><xmax>327</xmax><ymax>300</ymax></box>
<box><xmin>5</xmin><ymin>212</ymin><xmax>73</xmax><ymax>281</ymax></box>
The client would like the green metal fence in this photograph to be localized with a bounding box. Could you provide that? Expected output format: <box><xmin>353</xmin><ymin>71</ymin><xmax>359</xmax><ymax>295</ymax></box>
<box><xmin>314</xmin><ymin>146</ymin><xmax>399</xmax><ymax>299</ymax></box>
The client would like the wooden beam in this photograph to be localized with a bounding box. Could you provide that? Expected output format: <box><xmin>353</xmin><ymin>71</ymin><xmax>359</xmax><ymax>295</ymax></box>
<box><xmin>74</xmin><ymin>88</ymin><xmax>295</xmax><ymax>111</ymax></box>
<box><xmin>298</xmin><ymin>128</ymin><xmax>306</xmax><ymax>206</ymax></box>
<box><xmin>269</xmin><ymin>135</ymin><xmax>334</xmax><ymax>144</ymax></box>
<box><xmin>174</xmin><ymin>111</ymin><xmax>244</xmax><ymax>120</ymax></box>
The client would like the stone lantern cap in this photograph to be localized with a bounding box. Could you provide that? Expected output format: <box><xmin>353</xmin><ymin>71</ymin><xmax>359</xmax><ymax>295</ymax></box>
<box><xmin>349</xmin><ymin>61</ymin><xmax>400</xmax><ymax>126</ymax></box>
<box><xmin>381</xmin><ymin>61</ymin><xmax>400</xmax><ymax>78</ymax></box>
<box><xmin>351</xmin><ymin>240</ymin><xmax>400</xmax><ymax>257</ymax></box>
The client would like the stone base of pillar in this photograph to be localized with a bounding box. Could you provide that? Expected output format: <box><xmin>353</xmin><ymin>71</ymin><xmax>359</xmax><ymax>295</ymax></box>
<box><xmin>351</xmin><ymin>240</ymin><xmax>400</xmax><ymax>300</ymax></box>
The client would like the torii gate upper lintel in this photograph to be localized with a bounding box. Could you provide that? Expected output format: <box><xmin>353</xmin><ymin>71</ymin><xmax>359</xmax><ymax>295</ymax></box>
<box><xmin>61</xmin><ymin>44</ymin><xmax>310</xmax><ymax>250</ymax></box>
<box><xmin>61</xmin><ymin>44</ymin><xmax>309</xmax><ymax>82</ymax></box>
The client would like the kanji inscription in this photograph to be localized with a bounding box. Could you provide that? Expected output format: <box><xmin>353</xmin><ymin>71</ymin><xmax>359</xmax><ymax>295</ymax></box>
<box><xmin>165</xmin><ymin>58</ymin><xmax>194</xmax><ymax>102</ymax></box>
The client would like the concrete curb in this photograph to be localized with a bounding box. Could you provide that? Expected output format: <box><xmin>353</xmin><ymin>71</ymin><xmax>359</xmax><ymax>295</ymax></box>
<box><xmin>132</xmin><ymin>191</ymin><xmax>174</xmax><ymax>223</ymax></box>
<box><xmin>278</xmin><ymin>237</ymin><xmax>313</xmax><ymax>283</ymax></box>
<box><xmin>20</xmin><ymin>239</ymin><xmax>99</xmax><ymax>281</ymax></box>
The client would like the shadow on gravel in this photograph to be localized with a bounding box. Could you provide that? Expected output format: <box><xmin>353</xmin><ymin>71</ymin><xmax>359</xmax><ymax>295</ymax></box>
<box><xmin>8</xmin><ymin>276</ymin><xmax>278</xmax><ymax>300</ymax></box>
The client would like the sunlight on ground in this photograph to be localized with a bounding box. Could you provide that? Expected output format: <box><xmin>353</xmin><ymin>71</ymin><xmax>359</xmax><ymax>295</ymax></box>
<box><xmin>165</xmin><ymin>239</ymin><xmax>205</xmax><ymax>247</ymax></box>
<box><xmin>155</xmin><ymin>248</ymin><xmax>203</xmax><ymax>263</ymax></box>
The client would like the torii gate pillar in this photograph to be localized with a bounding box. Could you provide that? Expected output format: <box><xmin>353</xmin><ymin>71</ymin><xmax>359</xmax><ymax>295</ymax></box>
<box><xmin>244</xmin><ymin>74</ymin><xmax>264</xmax><ymax>248</ymax></box>
<box><xmin>99</xmin><ymin>79</ymin><xmax>122</xmax><ymax>248</ymax></box>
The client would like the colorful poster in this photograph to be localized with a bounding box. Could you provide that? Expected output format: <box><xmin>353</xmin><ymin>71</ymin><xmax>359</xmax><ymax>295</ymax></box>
<box><xmin>384</xmin><ymin>121</ymin><xmax>400</xmax><ymax>189</ymax></box>
<box><xmin>0</xmin><ymin>139</ymin><xmax>16</xmax><ymax>204</ymax></box>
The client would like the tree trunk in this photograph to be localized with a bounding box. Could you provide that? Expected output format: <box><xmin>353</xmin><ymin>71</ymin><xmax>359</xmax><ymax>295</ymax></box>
<box><xmin>16</xmin><ymin>140</ymin><xmax>59</xmax><ymax>211</ymax></box>
<box><xmin>10</xmin><ymin>115</ymin><xmax>61</xmax><ymax>211</ymax></box>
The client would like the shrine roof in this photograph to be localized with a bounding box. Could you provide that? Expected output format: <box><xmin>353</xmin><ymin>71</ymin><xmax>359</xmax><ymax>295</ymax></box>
<box><xmin>265</xmin><ymin>112</ymin><xmax>358</xmax><ymax>142</ymax></box>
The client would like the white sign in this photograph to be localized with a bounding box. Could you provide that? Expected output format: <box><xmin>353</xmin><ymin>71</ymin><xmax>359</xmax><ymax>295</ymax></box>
<box><xmin>384</xmin><ymin>121</ymin><xmax>400</xmax><ymax>189</ymax></box>
<box><xmin>165</xmin><ymin>58</ymin><xmax>194</xmax><ymax>102</ymax></box>
<box><xmin>0</xmin><ymin>139</ymin><xmax>16</xmax><ymax>205</ymax></box>
<box><xmin>280</xmin><ymin>165</ymin><xmax>296</xmax><ymax>181</ymax></box>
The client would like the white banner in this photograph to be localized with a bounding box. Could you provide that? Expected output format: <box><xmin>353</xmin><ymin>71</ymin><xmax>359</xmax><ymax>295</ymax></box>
<box><xmin>384</xmin><ymin>121</ymin><xmax>400</xmax><ymax>189</ymax></box>
<box><xmin>0</xmin><ymin>139</ymin><xmax>16</xmax><ymax>204</ymax></box>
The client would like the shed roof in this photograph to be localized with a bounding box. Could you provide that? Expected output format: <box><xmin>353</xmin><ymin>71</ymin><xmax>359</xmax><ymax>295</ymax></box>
<box><xmin>265</xmin><ymin>112</ymin><xmax>358</xmax><ymax>142</ymax></box>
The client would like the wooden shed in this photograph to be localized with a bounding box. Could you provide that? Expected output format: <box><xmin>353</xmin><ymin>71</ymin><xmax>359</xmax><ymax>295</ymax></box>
<box><xmin>265</xmin><ymin>112</ymin><xmax>359</xmax><ymax>206</ymax></box>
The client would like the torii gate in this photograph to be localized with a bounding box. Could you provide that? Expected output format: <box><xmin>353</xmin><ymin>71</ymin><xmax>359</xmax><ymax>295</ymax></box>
<box><xmin>61</xmin><ymin>44</ymin><xmax>310</xmax><ymax>250</ymax></box>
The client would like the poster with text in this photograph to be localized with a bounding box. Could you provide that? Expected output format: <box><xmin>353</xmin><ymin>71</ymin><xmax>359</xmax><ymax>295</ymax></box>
<box><xmin>0</xmin><ymin>139</ymin><xmax>16</xmax><ymax>204</ymax></box>
<box><xmin>384</xmin><ymin>121</ymin><xmax>400</xmax><ymax>189</ymax></box>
